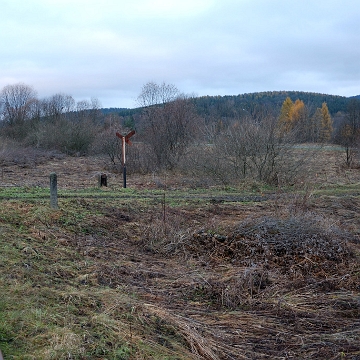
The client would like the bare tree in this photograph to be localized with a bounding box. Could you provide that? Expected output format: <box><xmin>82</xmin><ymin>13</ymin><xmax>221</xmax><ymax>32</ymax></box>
<box><xmin>0</xmin><ymin>83</ymin><xmax>37</xmax><ymax>126</ymax></box>
<box><xmin>136</xmin><ymin>81</ymin><xmax>179</xmax><ymax>108</ymax></box>
<box><xmin>57</xmin><ymin>98</ymin><xmax>102</xmax><ymax>154</ymax></box>
<box><xmin>41</xmin><ymin>93</ymin><xmax>75</xmax><ymax>122</ymax></box>
<box><xmin>334</xmin><ymin>99</ymin><xmax>360</xmax><ymax>167</ymax></box>
<box><xmin>218</xmin><ymin>116</ymin><xmax>289</xmax><ymax>184</ymax></box>
<box><xmin>137</xmin><ymin>82</ymin><xmax>198</xmax><ymax>169</ymax></box>
<box><xmin>192</xmin><ymin>114</ymin><xmax>310</xmax><ymax>186</ymax></box>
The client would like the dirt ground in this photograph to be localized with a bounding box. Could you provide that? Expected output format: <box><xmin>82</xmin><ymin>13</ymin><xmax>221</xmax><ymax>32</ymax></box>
<box><xmin>1</xmin><ymin>145</ymin><xmax>360</xmax><ymax>189</ymax></box>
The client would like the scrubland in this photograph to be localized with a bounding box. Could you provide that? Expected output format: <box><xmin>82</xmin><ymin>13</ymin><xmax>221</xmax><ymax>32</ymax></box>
<box><xmin>0</xmin><ymin>147</ymin><xmax>359</xmax><ymax>359</ymax></box>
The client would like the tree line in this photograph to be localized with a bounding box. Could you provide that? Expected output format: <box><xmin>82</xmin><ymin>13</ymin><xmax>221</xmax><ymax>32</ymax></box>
<box><xmin>1</xmin><ymin>82</ymin><xmax>359</xmax><ymax>185</ymax></box>
<box><xmin>0</xmin><ymin>83</ymin><xmax>102</xmax><ymax>154</ymax></box>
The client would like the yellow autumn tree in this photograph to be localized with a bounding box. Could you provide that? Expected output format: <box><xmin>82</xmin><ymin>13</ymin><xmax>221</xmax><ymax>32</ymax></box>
<box><xmin>278</xmin><ymin>98</ymin><xmax>308</xmax><ymax>140</ymax></box>
<box><xmin>319</xmin><ymin>102</ymin><xmax>333</xmax><ymax>142</ymax></box>
<box><xmin>278</xmin><ymin>97</ymin><xmax>294</xmax><ymax>134</ymax></box>
<box><xmin>292</xmin><ymin>99</ymin><xmax>306</xmax><ymax>127</ymax></box>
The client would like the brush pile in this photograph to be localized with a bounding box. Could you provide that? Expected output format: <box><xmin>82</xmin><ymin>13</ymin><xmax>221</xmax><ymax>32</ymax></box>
<box><xmin>187</xmin><ymin>215</ymin><xmax>359</xmax><ymax>306</ymax></box>
<box><xmin>192</xmin><ymin>215</ymin><xmax>355</xmax><ymax>271</ymax></box>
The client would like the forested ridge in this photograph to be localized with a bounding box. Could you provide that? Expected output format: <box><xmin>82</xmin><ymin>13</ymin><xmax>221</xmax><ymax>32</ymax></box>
<box><xmin>108</xmin><ymin>90</ymin><xmax>356</xmax><ymax>117</ymax></box>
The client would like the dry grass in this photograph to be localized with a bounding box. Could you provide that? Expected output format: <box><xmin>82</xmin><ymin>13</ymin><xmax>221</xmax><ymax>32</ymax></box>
<box><xmin>0</xmin><ymin>147</ymin><xmax>359</xmax><ymax>359</ymax></box>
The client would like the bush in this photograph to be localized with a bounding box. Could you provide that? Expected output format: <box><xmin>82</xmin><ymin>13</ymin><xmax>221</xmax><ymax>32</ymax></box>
<box><xmin>25</xmin><ymin>119</ymin><xmax>97</xmax><ymax>155</ymax></box>
<box><xmin>184</xmin><ymin>117</ymin><xmax>315</xmax><ymax>186</ymax></box>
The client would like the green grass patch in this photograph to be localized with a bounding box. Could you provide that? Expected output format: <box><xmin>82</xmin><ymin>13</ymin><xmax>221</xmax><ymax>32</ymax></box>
<box><xmin>0</xmin><ymin>194</ymin><xmax>193</xmax><ymax>359</ymax></box>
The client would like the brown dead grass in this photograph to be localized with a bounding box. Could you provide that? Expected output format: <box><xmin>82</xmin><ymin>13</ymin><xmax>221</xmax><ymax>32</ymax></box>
<box><xmin>1</xmin><ymin>148</ymin><xmax>360</xmax><ymax>359</ymax></box>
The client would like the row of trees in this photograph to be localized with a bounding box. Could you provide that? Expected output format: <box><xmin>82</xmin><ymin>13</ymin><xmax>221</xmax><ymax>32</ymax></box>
<box><xmin>278</xmin><ymin>97</ymin><xmax>333</xmax><ymax>142</ymax></box>
<box><xmin>0</xmin><ymin>83</ymin><xmax>102</xmax><ymax>154</ymax></box>
<box><xmin>279</xmin><ymin>97</ymin><xmax>360</xmax><ymax>166</ymax></box>
<box><xmin>277</xmin><ymin>96</ymin><xmax>360</xmax><ymax>166</ymax></box>
<box><xmin>1</xmin><ymin>82</ymin><xmax>359</xmax><ymax>185</ymax></box>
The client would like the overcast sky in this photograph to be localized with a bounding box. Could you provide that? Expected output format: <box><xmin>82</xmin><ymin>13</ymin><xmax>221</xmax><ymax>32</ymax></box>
<box><xmin>1</xmin><ymin>0</ymin><xmax>359</xmax><ymax>108</ymax></box>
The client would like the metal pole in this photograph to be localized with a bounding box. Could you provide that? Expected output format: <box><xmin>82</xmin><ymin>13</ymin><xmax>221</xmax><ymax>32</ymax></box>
<box><xmin>122</xmin><ymin>138</ymin><xmax>126</xmax><ymax>188</ymax></box>
<box><xmin>123</xmin><ymin>165</ymin><xmax>127</xmax><ymax>188</ymax></box>
<box><xmin>116</xmin><ymin>130</ymin><xmax>135</xmax><ymax>189</ymax></box>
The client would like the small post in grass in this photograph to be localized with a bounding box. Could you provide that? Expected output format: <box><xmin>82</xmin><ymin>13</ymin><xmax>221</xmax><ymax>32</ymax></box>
<box><xmin>116</xmin><ymin>130</ymin><xmax>135</xmax><ymax>188</ymax></box>
<box><xmin>98</xmin><ymin>173</ymin><xmax>107</xmax><ymax>187</ymax></box>
<box><xmin>50</xmin><ymin>172</ymin><xmax>58</xmax><ymax>209</ymax></box>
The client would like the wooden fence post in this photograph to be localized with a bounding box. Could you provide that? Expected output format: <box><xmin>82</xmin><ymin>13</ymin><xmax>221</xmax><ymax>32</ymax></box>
<box><xmin>50</xmin><ymin>172</ymin><xmax>58</xmax><ymax>209</ymax></box>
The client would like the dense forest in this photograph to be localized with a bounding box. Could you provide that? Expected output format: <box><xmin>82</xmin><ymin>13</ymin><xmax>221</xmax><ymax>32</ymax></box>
<box><xmin>1</xmin><ymin>82</ymin><xmax>359</xmax><ymax>185</ymax></box>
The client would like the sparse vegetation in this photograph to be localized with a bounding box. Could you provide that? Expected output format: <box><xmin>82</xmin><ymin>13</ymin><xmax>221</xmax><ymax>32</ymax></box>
<box><xmin>0</xmin><ymin>148</ymin><xmax>359</xmax><ymax>359</ymax></box>
<box><xmin>1</xmin><ymin>83</ymin><xmax>360</xmax><ymax>358</ymax></box>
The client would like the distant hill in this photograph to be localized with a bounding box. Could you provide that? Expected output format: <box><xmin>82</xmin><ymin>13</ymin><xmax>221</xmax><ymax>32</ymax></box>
<box><xmin>101</xmin><ymin>91</ymin><xmax>358</xmax><ymax>118</ymax></box>
<box><xmin>191</xmin><ymin>91</ymin><xmax>351</xmax><ymax>118</ymax></box>
<box><xmin>101</xmin><ymin>107</ymin><xmax>140</xmax><ymax>116</ymax></box>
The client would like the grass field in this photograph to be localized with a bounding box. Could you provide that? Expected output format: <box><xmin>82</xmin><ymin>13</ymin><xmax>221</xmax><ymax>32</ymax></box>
<box><xmin>0</xmin><ymin>149</ymin><xmax>359</xmax><ymax>359</ymax></box>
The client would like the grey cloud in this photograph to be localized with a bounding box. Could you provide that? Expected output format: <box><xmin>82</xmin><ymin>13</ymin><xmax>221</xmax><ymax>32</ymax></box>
<box><xmin>0</xmin><ymin>0</ymin><xmax>359</xmax><ymax>108</ymax></box>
